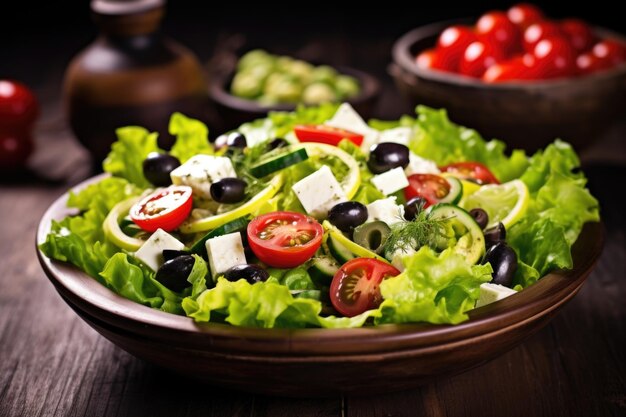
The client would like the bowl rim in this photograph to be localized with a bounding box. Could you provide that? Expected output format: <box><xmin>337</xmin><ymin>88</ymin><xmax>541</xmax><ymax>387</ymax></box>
<box><xmin>209</xmin><ymin>64</ymin><xmax>381</xmax><ymax>114</ymax></box>
<box><xmin>391</xmin><ymin>19</ymin><xmax>626</xmax><ymax>90</ymax></box>
<box><xmin>36</xmin><ymin>174</ymin><xmax>604</xmax><ymax>357</ymax></box>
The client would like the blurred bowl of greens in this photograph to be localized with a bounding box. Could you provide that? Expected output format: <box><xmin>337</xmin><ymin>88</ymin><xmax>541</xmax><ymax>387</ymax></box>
<box><xmin>210</xmin><ymin>49</ymin><xmax>380</xmax><ymax>131</ymax></box>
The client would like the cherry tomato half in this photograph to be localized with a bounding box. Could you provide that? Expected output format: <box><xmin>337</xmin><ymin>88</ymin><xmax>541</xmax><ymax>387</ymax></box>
<box><xmin>523</xmin><ymin>21</ymin><xmax>563</xmax><ymax>53</ymax></box>
<box><xmin>460</xmin><ymin>40</ymin><xmax>506</xmax><ymax>78</ymax></box>
<box><xmin>533</xmin><ymin>37</ymin><xmax>576</xmax><ymax>79</ymax></box>
<box><xmin>440</xmin><ymin>162</ymin><xmax>500</xmax><ymax>184</ymax></box>
<box><xmin>593</xmin><ymin>39</ymin><xmax>626</xmax><ymax>68</ymax></box>
<box><xmin>330</xmin><ymin>258</ymin><xmax>400</xmax><ymax>317</ymax></box>
<box><xmin>476</xmin><ymin>11</ymin><xmax>522</xmax><ymax>57</ymax></box>
<box><xmin>130</xmin><ymin>185</ymin><xmax>193</xmax><ymax>232</ymax></box>
<box><xmin>404</xmin><ymin>174</ymin><xmax>451</xmax><ymax>207</ymax></box>
<box><xmin>416</xmin><ymin>48</ymin><xmax>454</xmax><ymax>72</ymax></box>
<box><xmin>0</xmin><ymin>131</ymin><xmax>33</xmax><ymax>171</ymax></box>
<box><xmin>507</xmin><ymin>3</ymin><xmax>544</xmax><ymax>29</ymax></box>
<box><xmin>560</xmin><ymin>19</ymin><xmax>596</xmax><ymax>52</ymax></box>
<box><xmin>247</xmin><ymin>211</ymin><xmax>323</xmax><ymax>268</ymax></box>
<box><xmin>0</xmin><ymin>80</ymin><xmax>39</xmax><ymax>129</ymax></box>
<box><xmin>436</xmin><ymin>25</ymin><xmax>477</xmax><ymax>71</ymax></box>
<box><xmin>294</xmin><ymin>125</ymin><xmax>363</xmax><ymax>147</ymax></box>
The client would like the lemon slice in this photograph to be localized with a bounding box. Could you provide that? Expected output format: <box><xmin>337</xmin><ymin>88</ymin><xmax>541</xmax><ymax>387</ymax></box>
<box><xmin>322</xmin><ymin>221</ymin><xmax>389</xmax><ymax>264</ymax></box>
<box><xmin>179</xmin><ymin>173</ymin><xmax>284</xmax><ymax>234</ymax></box>
<box><xmin>461</xmin><ymin>179</ymin><xmax>529</xmax><ymax>229</ymax></box>
<box><xmin>103</xmin><ymin>197</ymin><xmax>146</xmax><ymax>251</ymax></box>
<box><xmin>302</xmin><ymin>143</ymin><xmax>361</xmax><ymax>199</ymax></box>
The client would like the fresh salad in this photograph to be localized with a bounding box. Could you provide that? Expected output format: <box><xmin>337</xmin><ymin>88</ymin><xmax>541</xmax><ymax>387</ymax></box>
<box><xmin>40</xmin><ymin>103</ymin><xmax>599</xmax><ymax>328</ymax></box>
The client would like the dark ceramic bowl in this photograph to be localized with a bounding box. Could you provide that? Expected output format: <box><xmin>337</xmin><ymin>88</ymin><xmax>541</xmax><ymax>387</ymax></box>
<box><xmin>209</xmin><ymin>65</ymin><xmax>380</xmax><ymax>133</ymax></box>
<box><xmin>36</xmin><ymin>175</ymin><xmax>604</xmax><ymax>397</ymax></box>
<box><xmin>390</xmin><ymin>21</ymin><xmax>626</xmax><ymax>152</ymax></box>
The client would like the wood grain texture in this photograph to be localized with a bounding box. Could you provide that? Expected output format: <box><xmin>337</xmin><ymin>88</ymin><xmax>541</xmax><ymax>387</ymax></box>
<box><xmin>2</xmin><ymin>35</ymin><xmax>626</xmax><ymax>417</ymax></box>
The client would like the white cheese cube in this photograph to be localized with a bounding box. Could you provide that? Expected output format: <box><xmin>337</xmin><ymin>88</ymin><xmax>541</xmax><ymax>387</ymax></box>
<box><xmin>366</xmin><ymin>197</ymin><xmax>405</xmax><ymax>226</ymax></box>
<box><xmin>205</xmin><ymin>232</ymin><xmax>246</xmax><ymax>278</ymax></box>
<box><xmin>475</xmin><ymin>283</ymin><xmax>518</xmax><ymax>308</ymax></box>
<box><xmin>371</xmin><ymin>167</ymin><xmax>409</xmax><ymax>195</ymax></box>
<box><xmin>170</xmin><ymin>155</ymin><xmax>236</xmax><ymax>199</ymax></box>
<box><xmin>378</xmin><ymin>127</ymin><xmax>413</xmax><ymax>146</ymax></box>
<box><xmin>405</xmin><ymin>153</ymin><xmax>440</xmax><ymax>176</ymax></box>
<box><xmin>134</xmin><ymin>228</ymin><xmax>185</xmax><ymax>271</ymax></box>
<box><xmin>292</xmin><ymin>165</ymin><xmax>346</xmax><ymax>218</ymax></box>
<box><xmin>324</xmin><ymin>103</ymin><xmax>372</xmax><ymax>135</ymax></box>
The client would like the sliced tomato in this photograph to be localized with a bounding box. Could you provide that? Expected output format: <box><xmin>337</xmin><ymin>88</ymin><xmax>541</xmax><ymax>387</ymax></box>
<box><xmin>404</xmin><ymin>174</ymin><xmax>452</xmax><ymax>207</ymax></box>
<box><xmin>440</xmin><ymin>162</ymin><xmax>500</xmax><ymax>184</ymax></box>
<box><xmin>247</xmin><ymin>211</ymin><xmax>323</xmax><ymax>268</ymax></box>
<box><xmin>294</xmin><ymin>125</ymin><xmax>364</xmax><ymax>147</ymax></box>
<box><xmin>130</xmin><ymin>185</ymin><xmax>193</xmax><ymax>232</ymax></box>
<box><xmin>330</xmin><ymin>258</ymin><xmax>400</xmax><ymax>317</ymax></box>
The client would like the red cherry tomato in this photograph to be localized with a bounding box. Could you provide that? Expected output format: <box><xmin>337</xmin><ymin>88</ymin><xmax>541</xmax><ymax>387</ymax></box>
<box><xmin>460</xmin><ymin>40</ymin><xmax>506</xmax><ymax>78</ymax></box>
<box><xmin>507</xmin><ymin>3</ymin><xmax>544</xmax><ymax>29</ymax></box>
<box><xmin>436</xmin><ymin>25</ymin><xmax>477</xmax><ymax>71</ymax></box>
<box><xmin>476</xmin><ymin>11</ymin><xmax>522</xmax><ymax>57</ymax></box>
<box><xmin>294</xmin><ymin>125</ymin><xmax>363</xmax><ymax>147</ymax></box>
<box><xmin>533</xmin><ymin>37</ymin><xmax>577</xmax><ymax>78</ymax></box>
<box><xmin>329</xmin><ymin>258</ymin><xmax>400</xmax><ymax>317</ymax></box>
<box><xmin>593</xmin><ymin>39</ymin><xmax>626</xmax><ymax>68</ymax></box>
<box><xmin>0</xmin><ymin>131</ymin><xmax>33</xmax><ymax>171</ymax></box>
<box><xmin>416</xmin><ymin>48</ymin><xmax>454</xmax><ymax>72</ymax></box>
<box><xmin>247</xmin><ymin>211</ymin><xmax>323</xmax><ymax>268</ymax></box>
<box><xmin>576</xmin><ymin>52</ymin><xmax>611</xmax><ymax>75</ymax></box>
<box><xmin>560</xmin><ymin>19</ymin><xmax>596</xmax><ymax>52</ymax></box>
<box><xmin>440</xmin><ymin>162</ymin><xmax>500</xmax><ymax>184</ymax></box>
<box><xmin>0</xmin><ymin>80</ymin><xmax>39</xmax><ymax>129</ymax></box>
<box><xmin>483</xmin><ymin>55</ymin><xmax>537</xmax><ymax>82</ymax></box>
<box><xmin>130</xmin><ymin>186</ymin><xmax>193</xmax><ymax>232</ymax></box>
<box><xmin>523</xmin><ymin>21</ymin><xmax>564</xmax><ymax>52</ymax></box>
<box><xmin>404</xmin><ymin>174</ymin><xmax>453</xmax><ymax>207</ymax></box>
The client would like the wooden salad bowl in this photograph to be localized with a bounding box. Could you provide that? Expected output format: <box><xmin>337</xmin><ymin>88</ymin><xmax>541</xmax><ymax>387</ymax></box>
<box><xmin>390</xmin><ymin>21</ymin><xmax>626</xmax><ymax>152</ymax></box>
<box><xmin>36</xmin><ymin>174</ymin><xmax>604</xmax><ymax>396</ymax></box>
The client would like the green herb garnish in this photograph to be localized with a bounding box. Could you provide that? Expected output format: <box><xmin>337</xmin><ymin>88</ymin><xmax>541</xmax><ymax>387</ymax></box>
<box><xmin>383</xmin><ymin>201</ymin><xmax>447</xmax><ymax>255</ymax></box>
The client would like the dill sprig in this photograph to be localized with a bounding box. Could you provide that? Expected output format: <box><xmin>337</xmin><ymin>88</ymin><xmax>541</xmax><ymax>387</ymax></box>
<box><xmin>383</xmin><ymin>201</ymin><xmax>447</xmax><ymax>255</ymax></box>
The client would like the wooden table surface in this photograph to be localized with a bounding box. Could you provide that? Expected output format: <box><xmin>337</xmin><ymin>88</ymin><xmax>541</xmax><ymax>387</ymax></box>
<box><xmin>2</xmin><ymin>35</ymin><xmax>626</xmax><ymax>417</ymax></box>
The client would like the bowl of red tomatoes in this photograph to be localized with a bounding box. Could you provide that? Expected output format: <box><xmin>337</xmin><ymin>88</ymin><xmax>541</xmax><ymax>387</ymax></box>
<box><xmin>390</xmin><ymin>3</ymin><xmax>626</xmax><ymax>152</ymax></box>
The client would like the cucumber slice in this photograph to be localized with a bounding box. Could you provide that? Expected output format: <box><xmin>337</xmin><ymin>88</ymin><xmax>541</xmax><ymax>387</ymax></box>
<box><xmin>327</xmin><ymin>234</ymin><xmax>356</xmax><ymax>264</ymax></box>
<box><xmin>308</xmin><ymin>257</ymin><xmax>340</xmax><ymax>286</ymax></box>
<box><xmin>440</xmin><ymin>176</ymin><xmax>463</xmax><ymax>205</ymax></box>
<box><xmin>190</xmin><ymin>216</ymin><xmax>251</xmax><ymax>258</ymax></box>
<box><xmin>250</xmin><ymin>146</ymin><xmax>308</xmax><ymax>178</ymax></box>
<box><xmin>428</xmin><ymin>203</ymin><xmax>485</xmax><ymax>264</ymax></box>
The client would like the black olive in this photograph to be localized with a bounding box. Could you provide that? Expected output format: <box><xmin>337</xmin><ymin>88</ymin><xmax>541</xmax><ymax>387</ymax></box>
<box><xmin>367</xmin><ymin>142</ymin><xmax>410</xmax><ymax>174</ymax></box>
<box><xmin>223</xmin><ymin>264</ymin><xmax>269</xmax><ymax>284</ymax></box>
<box><xmin>353</xmin><ymin>221</ymin><xmax>391</xmax><ymax>254</ymax></box>
<box><xmin>155</xmin><ymin>255</ymin><xmax>195</xmax><ymax>293</ymax></box>
<box><xmin>483</xmin><ymin>242</ymin><xmax>518</xmax><ymax>287</ymax></box>
<box><xmin>268</xmin><ymin>137</ymin><xmax>288</xmax><ymax>150</ymax></box>
<box><xmin>484</xmin><ymin>222</ymin><xmax>506</xmax><ymax>247</ymax></box>
<box><xmin>142</xmin><ymin>152</ymin><xmax>181</xmax><ymax>186</ymax></box>
<box><xmin>210</xmin><ymin>178</ymin><xmax>247</xmax><ymax>204</ymax></box>
<box><xmin>469</xmin><ymin>208</ymin><xmax>489</xmax><ymax>230</ymax></box>
<box><xmin>227</xmin><ymin>132</ymin><xmax>247</xmax><ymax>148</ymax></box>
<box><xmin>162</xmin><ymin>249</ymin><xmax>189</xmax><ymax>262</ymax></box>
<box><xmin>328</xmin><ymin>201</ymin><xmax>368</xmax><ymax>233</ymax></box>
<box><xmin>404</xmin><ymin>197</ymin><xmax>428</xmax><ymax>221</ymax></box>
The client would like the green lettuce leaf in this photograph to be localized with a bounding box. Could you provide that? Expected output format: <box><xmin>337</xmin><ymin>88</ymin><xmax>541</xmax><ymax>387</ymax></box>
<box><xmin>168</xmin><ymin>112</ymin><xmax>213</xmax><ymax>163</ymax></box>
<box><xmin>378</xmin><ymin>247</ymin><xmax>493</xmax><ymax>324</ymax></box>
<box><xmin>103</xmin><ymin>126</ymin><xmax>161</xmax><ymax>188</ymax></box>
<box><xmin>409</xmin><ymin>106</ymin><xmax>529</xmax><ymax>182</ymax></box>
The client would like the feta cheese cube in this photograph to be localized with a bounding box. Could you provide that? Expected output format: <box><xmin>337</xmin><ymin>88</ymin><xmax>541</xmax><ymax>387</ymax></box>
<box><xmin>378</xmin><ymin>127</ymin><xmax>413</xmax><ymax>146</ymax></box>
<box><xmin>324</xmin><ymin>103</ymin><xmax>372</xmax><ymax>136</ymax></box>
<box><xmin>366</xmin><ymin>197</ymin><xmax>405</xmax><ymax>226</ymax></box>
<box><xmin>405</xmin><ymin>153</ymin><xmax>440</xmax><ymax>176</ymax></box>
<box><xmin>292</xmin><ymin>165</ymin><xmax>346</xmax><ymax>218</ymax></box>
<box><xmin>475</xmin><ymin>283</ymin><xmax>518</xmax><ymax>308</ymax></box>
<box><xmin>170</xmin><ymin>155</ymin><xmax>236</xmax><ymax>199</ymax></box>
<box><xmin>371</xmin><ymin>167</ymin><xmax>409</xmax><ymax>195</ymax></box>
<box><xmin>134</xmin><ymin>229</ymin><xmax>185</xmax><ymax>271</ymax></box>
<box><xmin>205</xmin><ymin>232</ymin><xmax>246</xmax><ymax>279</ymax></box>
